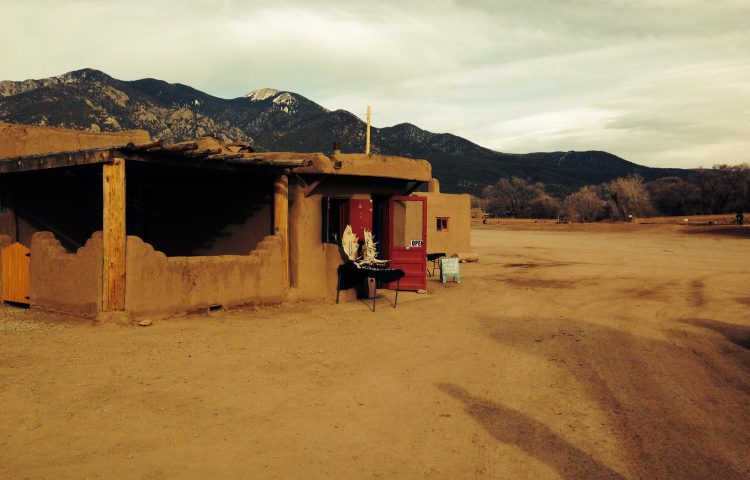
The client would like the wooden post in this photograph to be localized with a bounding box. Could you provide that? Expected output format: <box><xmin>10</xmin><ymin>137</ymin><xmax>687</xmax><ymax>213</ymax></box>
<box><xmin>102</xmin><ymin>157</ymin><xmax>126</xmax><ymax>311</ymax></box>
<box><xmin>365</xmin><ymin>105</ymin><xmax>371</xmax><ymax>155</ymax></box>
<box><xmin>274</xmin><ymin>174</ymin><xmax>289</xmax><ymax>288</ymax></box>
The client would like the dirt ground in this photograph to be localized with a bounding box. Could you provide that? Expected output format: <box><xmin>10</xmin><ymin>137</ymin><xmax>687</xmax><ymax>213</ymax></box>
<box><xmin>2</xmin><ymin>223</ymin><xmax>749</xmax><ymax>479</ymax></box>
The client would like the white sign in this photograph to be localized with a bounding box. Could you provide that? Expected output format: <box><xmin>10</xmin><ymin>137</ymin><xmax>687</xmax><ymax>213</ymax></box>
<box><xmin>440</xmin><ymin>257</ymin><xmax>461</xmax><ymax>283</ymax></box>
<box><xmin>410</xmin><ymin>240</ymin><xmax>423</xmax><ymax>247</ymax></box>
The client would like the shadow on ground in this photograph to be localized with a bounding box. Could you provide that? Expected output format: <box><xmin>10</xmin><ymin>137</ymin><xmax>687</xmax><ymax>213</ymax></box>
<box><xmin>683</xmin><ymin>226</ymin><xmax>750</xmax><ymax>238</ymax></box>
<box><xmin>684</xmin><ymin>318</ymin><xmax>750</xmax><ymax>352</ymax></box>
<box><xmin>437</xmin><ymin>383</ymin><xmax>626</xmax><ymax>479</ymax></box>
<box><xmin>477</xmin><ymin>314</ymin><xmax>750</xmax><ymax>479</ymax></box>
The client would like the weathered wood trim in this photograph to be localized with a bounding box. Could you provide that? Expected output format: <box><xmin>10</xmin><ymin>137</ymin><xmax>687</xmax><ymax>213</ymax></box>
<box><xmin>0</xmin><ymin>149</ymin><xmax>113</xmax><ymax>173</ymax></box>
<box><xmin>118</xmin><ymin>152</ymin><xmax>310</xmax><ymax>171</ymax></box>
<box><xmin>102</xmin><ymin>157</ymin><xmax>126</xmax><ymax>311</ymax></box>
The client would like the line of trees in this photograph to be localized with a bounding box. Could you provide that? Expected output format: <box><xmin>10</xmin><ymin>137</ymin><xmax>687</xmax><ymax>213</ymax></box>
<box><xmin>477</xmin><ymin>164</ymin><xmax>750</xmax><ymax>221</ymax></box>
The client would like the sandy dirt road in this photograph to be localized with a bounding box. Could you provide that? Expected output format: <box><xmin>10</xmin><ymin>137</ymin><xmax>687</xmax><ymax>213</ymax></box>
<box><xmin>1</xmin><ymin>224</ymin><xmax>749</xmax><ymax>479</ymax></box>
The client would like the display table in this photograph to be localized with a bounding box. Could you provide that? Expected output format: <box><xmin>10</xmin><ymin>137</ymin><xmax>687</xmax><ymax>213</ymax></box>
<box><xmin>336</xmin><ymin>261</ymin><xmax>405</xmax><ymax>311</ymax></box>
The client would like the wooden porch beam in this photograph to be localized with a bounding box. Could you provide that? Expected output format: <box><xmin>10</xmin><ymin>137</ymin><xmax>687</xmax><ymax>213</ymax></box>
<box><xmin>102</xmin><ymin>156</ymin><xmax>126</xmax><ymax>311</ymax></box>
<box><xmin>0</xmin><ymin>149</ymin><xmax>112</xmax><ymax>173</ymax></box>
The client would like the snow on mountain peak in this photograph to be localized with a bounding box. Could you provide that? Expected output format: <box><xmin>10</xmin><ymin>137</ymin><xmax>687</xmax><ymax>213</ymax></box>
<box><xmin>246</xmin><ymin>88</ymin><xmax>280</xmax><ymax>101</ymax></box>
<box><xmin>272</xmin><ymin>92</ymin><xmax>295</xmax><ymax>106</ymax></box>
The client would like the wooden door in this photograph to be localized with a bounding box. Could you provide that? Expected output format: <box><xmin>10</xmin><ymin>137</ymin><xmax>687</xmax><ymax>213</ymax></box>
<box><xmin>346</xmin><ymin>198</ymin><xmax>373</xmax><ymax>239</ymax></box>
<box><xmin>1</xmin><ymin>242</ymin><xmax>31</xmax><ymax>304</ymax></box>
<box><xmin>387</xmin><ymin>196</ymin><xmax>427</xmax><ymax>291</ymax></box>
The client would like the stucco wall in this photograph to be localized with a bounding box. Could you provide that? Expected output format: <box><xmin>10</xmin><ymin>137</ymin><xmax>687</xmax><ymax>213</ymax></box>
<box><xmin>287</xmin><ymin>184</ymin><xmax>354</xmax><ymax>302</ymax></box>
<box><xmin>125</xmin><ymin>234</ymin><xmax>285</xmax><ymax>317</ymax></box>
<box><xmin>0</xmin><ymin>122</ymin><xmax>150</xmax><ymax>159</ymax></box>
<box><xmin>420</xmin><ymin>192</ymin><xmax>472</xmax><ymax>256</ymax></box>
<box><xmin>255</xmin><ymin>152</ymin><xmax>432</xmax><ymax>182</ymax></box>
<box><xmin>29</xmin><ymin>231</ymin><xmax>103</xmax><ymax>316</ymax></box>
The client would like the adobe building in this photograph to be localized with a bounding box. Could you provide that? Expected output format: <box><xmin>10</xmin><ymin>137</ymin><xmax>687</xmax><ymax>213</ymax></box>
<box><xmin>0</xmin><ymin>122</ymin><xmax>472</xmax><ymax>321</ymax></box>
<box><xmin>418</xmin><ymin>178</ymin><xmax>471</xmax><ymax>258</ymax></box>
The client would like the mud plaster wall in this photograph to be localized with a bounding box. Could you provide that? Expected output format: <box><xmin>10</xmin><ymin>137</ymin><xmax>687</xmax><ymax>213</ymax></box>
<box><xmin>125</xmin><ymin>235</ymin><xmax>284</xmax><ymax>317</ymax></box>
<box><xmin>0</xmin><ymin>122</ymin><xmax>150</xmax><ymax>159</ymax></box>
<box><xmin>287</xmin><ymin>184</ymin><xmax>354</xmax><ymax>302</ymax></box>
<box><xmin>255</xmin><ymin>152</ymin><xmax>432</xmax><ymax>183</ymax></box>
<box><xmin>29</xmin><ymin>231</ymin><xmax>103</xmax><ymax>316</ymax></box>
<box><xmin>419</xmin><ymin>192</ymin><xmax>472</xmax><ymax>256</ymax></box>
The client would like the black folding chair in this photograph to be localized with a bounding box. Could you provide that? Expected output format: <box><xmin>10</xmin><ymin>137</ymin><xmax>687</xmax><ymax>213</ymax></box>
<box><xmin>426</xmin><ymin>252</ymin><xmax>446</xmax><ymax>276</ymax></box>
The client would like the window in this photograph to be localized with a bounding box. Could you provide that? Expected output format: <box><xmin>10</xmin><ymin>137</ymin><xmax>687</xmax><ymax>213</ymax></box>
<box><xmin>436</xmin><ymin>217</ymin><xmax>449</xmax><ymax>231</ymax></box>
<box><xmin>322</xmin><ymin>197</ymin><xmax>348</xmax><ymax>243</ymax></box>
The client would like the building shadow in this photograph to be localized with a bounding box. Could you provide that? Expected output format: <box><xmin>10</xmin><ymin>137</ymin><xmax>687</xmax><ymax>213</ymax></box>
<box><xmin>478</xmin><ymin>314</ymin><xmax>750</xmax><ymax>479</ymax></box>
<box><xmin>683</xmin><ymin>317</ymin><xmax>750</xmax><ymax>351</ymax></box>
<box><xmin>683</xmin><ymin>226</ymin><xmax>750</xmax><ymax>238</ymax></box>
<box><xmin>437</xmin><ymin>382</ymin><xmax>627</xmax><ymax>479</ymax></box>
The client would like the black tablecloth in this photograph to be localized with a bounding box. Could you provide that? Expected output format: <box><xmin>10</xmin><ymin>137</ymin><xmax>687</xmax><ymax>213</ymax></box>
<box><xmin>337</xmin><ymin>262</ymin><xmax>405</xmax><ymax>290</ymax></box>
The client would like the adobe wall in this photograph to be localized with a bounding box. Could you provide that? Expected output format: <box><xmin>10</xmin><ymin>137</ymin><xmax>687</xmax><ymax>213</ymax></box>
<box><xmin>125</xmin><ymin>235</ymin><xmax>285</xmax><ymax>318</ymax></box>
<box><xmin>287</xmin><ymin>183</ymin><xmax>354</xmax><ymax>302</ymax></box>
<box><xmin>255</xmin><ymin>152</ymin><xmax>432</xmax><ymax>182</ymax></box>
<box><xmin>420</xmin><ymin>191</ymin><xmax>472</xmax><ymax>256</ymax></box>
<box><xmin>29</xmin><ymin>231</ymin><xmax>103</xmax><ymax>316</ymax></box>
<box><xmin>0</xmin><ymin>122</ymin><xmax>150</xmax><ymax>159</ymax></box>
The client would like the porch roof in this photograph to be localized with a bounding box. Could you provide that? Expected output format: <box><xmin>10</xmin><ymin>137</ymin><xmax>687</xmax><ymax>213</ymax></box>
<box><xmin>0</xmin><ymin>137</ymin><xmax>312</xmax><ymax>174</ymax></box>
<box><xmin>0</xmin><ymin>123</ymin><xmax>432</xmax><ymax>181</ymax></box>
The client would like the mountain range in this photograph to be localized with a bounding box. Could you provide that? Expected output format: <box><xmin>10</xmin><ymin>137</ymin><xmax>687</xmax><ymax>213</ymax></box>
<box><xmin>0</xmin><ymin>69</ymin><xmax>688</xmax><ymax>196</ymax></box>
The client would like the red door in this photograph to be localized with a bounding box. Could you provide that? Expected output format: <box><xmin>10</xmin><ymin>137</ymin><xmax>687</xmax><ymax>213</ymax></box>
<box><xmin>346</xmin><ymin>198</ymin><xmax>373</xmax><ymax>239</ymax></box>
<box><xmin>387</xmin><ymin>196</ymin><xmax>427</xmax><ymax>291</ymax></box>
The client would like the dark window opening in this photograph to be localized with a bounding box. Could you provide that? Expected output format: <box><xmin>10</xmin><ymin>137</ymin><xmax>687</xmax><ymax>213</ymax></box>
<box><xmin>322</xmin><ymin>197</ymin><xmax>348</xmax><ymax>243</ymax></box>
<box><xmin>437</xmin><ymin>217</ymin><xmax>449</xmax><ymax>231</ymax></box>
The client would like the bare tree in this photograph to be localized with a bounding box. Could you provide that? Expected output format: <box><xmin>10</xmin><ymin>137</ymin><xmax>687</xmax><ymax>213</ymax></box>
<box><xmin>603</xmin><ymin>174</ymin><xmax>652</xmax><ymax>220</ymax></box>
<box><xmin>564</xmin><ymin>187</ymin><xmax>605</xmax><ymax>222</ymax></box>
<box><xmin>528</xmin><ymin>193</ymin><xmax>560</xmax><ymax>219</ymax></box>
<box><xmin>469</xmin><ymin>194</ymin><xmax>488</xmax><ymax>210</ymax></box>
<box><xmin>483</xmin><ymin>177</ymin><xmax>545</xmax><ymax>218</ymax></box>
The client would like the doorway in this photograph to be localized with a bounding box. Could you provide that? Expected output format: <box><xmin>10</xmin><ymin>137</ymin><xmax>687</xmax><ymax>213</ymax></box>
<box><xmin>387</xmin><ymin>196</ymin><xmax>427</xmax><ymax>291</ymax></box>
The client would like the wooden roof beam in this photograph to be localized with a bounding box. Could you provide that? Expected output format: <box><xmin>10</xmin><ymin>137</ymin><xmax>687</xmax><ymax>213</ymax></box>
<box><xmin>0</xmin><ymin>149</ymin><xmax>112</xmax><ymax>173</ymax></box>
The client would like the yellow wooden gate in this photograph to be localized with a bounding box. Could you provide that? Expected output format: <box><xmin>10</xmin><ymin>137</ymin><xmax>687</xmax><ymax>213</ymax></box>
<box><xmin>1</xmin><ymin>243</ymin><xmax>31</xmax><ymax>304</ymax></box>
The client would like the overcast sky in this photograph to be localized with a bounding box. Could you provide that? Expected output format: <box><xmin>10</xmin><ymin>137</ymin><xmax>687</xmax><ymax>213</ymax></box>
<box><xmin>2</xmin><ymin>0</ymin><xmax>749</xmax><ymax>168</ymax></box>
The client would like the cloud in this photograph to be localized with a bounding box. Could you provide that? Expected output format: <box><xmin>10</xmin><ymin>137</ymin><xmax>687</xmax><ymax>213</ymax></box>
<box><xmin>1</xmin><ymin>0</ymin><xmax>749</xmax><ymax>168</ymax></box>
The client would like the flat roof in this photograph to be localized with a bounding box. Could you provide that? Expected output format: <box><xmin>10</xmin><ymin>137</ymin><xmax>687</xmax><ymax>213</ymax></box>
<box><xmin>249</xmin><ymin>152</ymin><xmax>432</xmax><ymax>182</ymax></box>
<box><xmin>0</xmin><ymin>123</ymin><xmax>432</xmax><ymax>181</ymax></box>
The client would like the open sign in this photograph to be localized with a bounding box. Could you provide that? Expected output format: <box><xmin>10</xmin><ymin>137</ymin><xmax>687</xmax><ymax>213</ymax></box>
<box><xmin>410</xmin><ymin>239</ymin><xmax>423</xmax><ymax>247</ymax></box>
